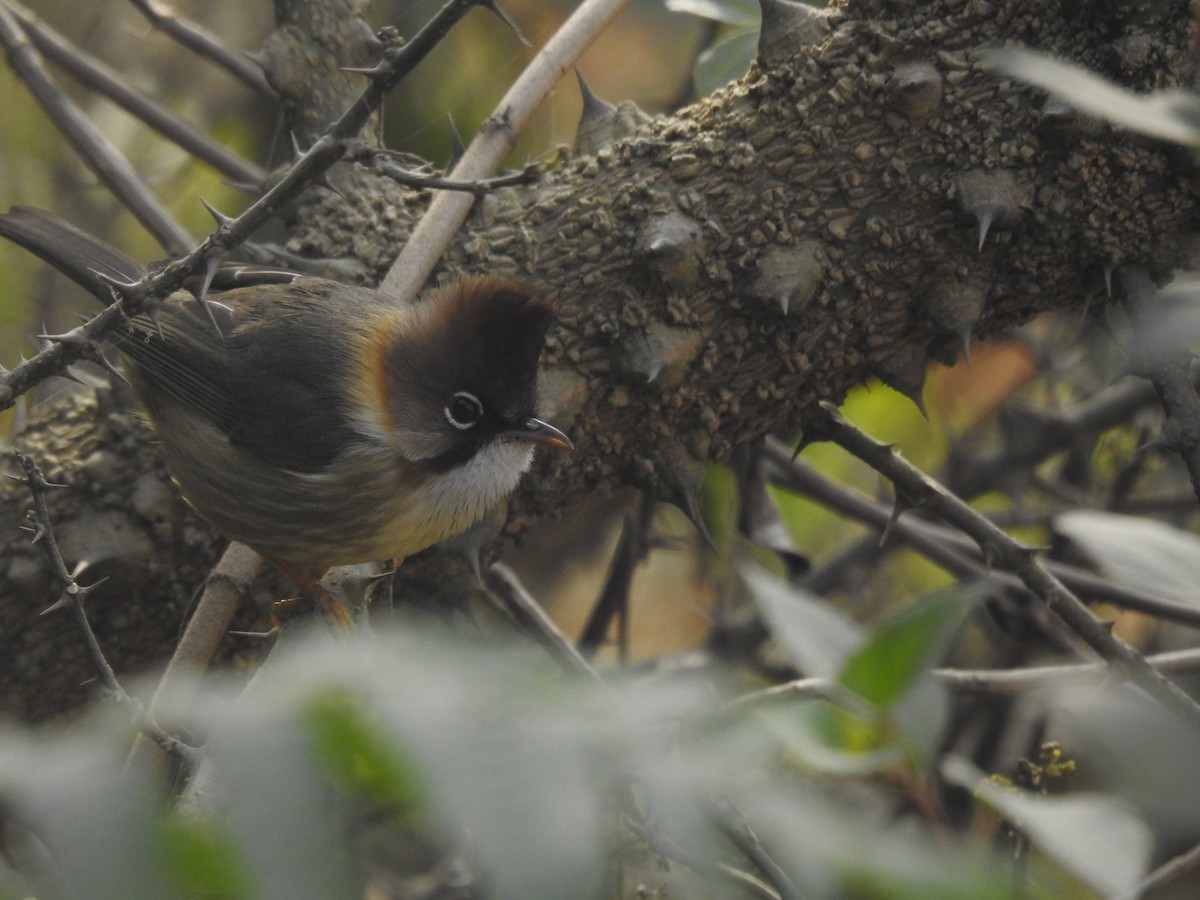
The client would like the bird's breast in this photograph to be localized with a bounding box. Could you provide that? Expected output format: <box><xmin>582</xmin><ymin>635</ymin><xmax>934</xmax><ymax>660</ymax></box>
<box><xmin>371</xmin><ymin>438</ymin><xmax>536</xmax><ymax>559</ymax></box>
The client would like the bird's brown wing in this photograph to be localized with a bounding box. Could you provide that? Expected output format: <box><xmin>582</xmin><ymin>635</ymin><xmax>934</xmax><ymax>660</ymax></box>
<box><xmin>0</xmin><ymin>206</ymin><xmax>381</xmax><ymax>473</ymax></box>
<box><xmin>124</xmin><ymin>278</ymin><xmax>379</xmax><ymax>473</ymax></box>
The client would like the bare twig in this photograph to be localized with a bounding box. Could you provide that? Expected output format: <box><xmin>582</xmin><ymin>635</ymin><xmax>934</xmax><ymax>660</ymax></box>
<box><xmin>0</xmin><ymin>0</ymin><xmax>193</xmax><ymax>252</ymax></box>
<box><xmin>126</xmin><ymin>0</ymin><xmax>274</xmax><ymax>98</ymax></box>
<box><xmin>938</xmin><ymin>646</ymin><xmax>1200</xmax><ymax>694</ymax></box>
<box><xmin>485</xmin><ymin>563</ymin><xmax>605</xmax><ymax>684</ymax></box>
<box><xmin>380</xmin><ymin>0</ymin><xmax>635</xmax><ymax>301</ymax></box>
<box><xmin>1117</xmin><ymin>838</ymin><xmax>1200</xmax><ymax>900</ymax></box>
<box><xmin>13</xmin><ymin>451</ymin><xmax>199</xmax><ymax>766</ymax></box>
<box><xmin>709</xmin><ymin>800</ymin><xmax>803</xmax><ymax>900</ymax></box>
<box><xmin>8</xmin><ymin>0</ymin><xmax>265</xmax><ymax>186</ymax></box>
<box><xmin>345</xmin><ymin>143</ymin><xmax>538</xmax><ymax>196</ymax></box>
<box><xmin>619</xmin><ymin>809</ymin><xmax>784</xmax><ymax>900</ymax></box>
<box><xmin>578</xmin><ymin>493</ymin><xmax>654</xmax><ymax>661</ymax></box>
<box><xmin>126</xmin><ymin>541</ymin><xmax>264</xmax><ymax>773</ymax></box>
<box><xmin>699</xmin><ymin>649</ymin><xmax>1200</xmax><ymax>725</ymax></box>
<box><xmin>809</xmin><ymin>403</ymin><xmax>1200</xmax><ymax>723</ymax></box>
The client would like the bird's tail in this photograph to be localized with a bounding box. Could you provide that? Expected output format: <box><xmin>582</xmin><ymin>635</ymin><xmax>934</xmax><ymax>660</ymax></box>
<box><xmin>0</xmin><ymin>206</ymin><xmax>147</xmax><ymax>305</ymax></box>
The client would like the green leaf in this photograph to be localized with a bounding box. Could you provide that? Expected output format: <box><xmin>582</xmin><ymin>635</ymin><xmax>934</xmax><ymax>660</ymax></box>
<box><xmin>983</xmin><ymin>48</ymin><xmax>1200</xmax><ymax>146</ymax></box>
<box><xmin>301</xmin><ymin>689</ymin><xmax>424</xmax><ymax>817</ymax></box>
<box><xmin>838</xmin><ymin>582</ymin><xmax>983</xmax><ymax>710</ymax></box>
<box><xmin>157</xmin><ymin>817</ymin><xmax>250</xmax><ymax>900</ymax></box>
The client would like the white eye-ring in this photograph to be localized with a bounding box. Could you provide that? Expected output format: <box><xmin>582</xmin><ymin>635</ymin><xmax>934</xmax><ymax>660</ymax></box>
<box><xmin>444</xmin><ymin>391</ymin><xmax>484</xmax><ymax>430</ymax></box>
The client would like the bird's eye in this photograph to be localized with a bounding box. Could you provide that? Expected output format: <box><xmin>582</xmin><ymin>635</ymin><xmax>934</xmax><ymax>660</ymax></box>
<box><xmin>444</xmin><ymin>391</ymin><xmax>484</xmax><ymax>430</ymax></box>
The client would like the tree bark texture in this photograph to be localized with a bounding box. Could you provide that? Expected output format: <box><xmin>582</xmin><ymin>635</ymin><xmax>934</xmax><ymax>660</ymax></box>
<box><xmin>2</xmin><ymin>0</ymin><xmax>1196</xmax><ymax>719</ymax></box>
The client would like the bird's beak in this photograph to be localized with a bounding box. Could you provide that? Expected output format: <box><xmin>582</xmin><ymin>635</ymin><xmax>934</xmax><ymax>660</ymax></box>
<box><xmin>509</xmin><ymin>417</ymin><xmax>573</xmax><ymax>450</ymax></box>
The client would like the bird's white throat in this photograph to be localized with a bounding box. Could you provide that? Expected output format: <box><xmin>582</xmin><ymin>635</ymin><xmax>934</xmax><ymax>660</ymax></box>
<box><xmin>414</xmin><ymin>438</ymin><xmax>535</xmax><ymax>535</ymax></box>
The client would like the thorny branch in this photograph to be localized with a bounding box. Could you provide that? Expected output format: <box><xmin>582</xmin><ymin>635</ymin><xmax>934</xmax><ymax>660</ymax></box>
<box><xmin>808</xmin><ymin>403</ymin><xmax>1200</xmax><ymax>724</ymax></box>
<box><xmin>344</xmin><ymin>143</ymin><xmax>540</xmax><ymax>196</ymax></box>
<box><xmin>762</xmin><ymin>439</ymin><xmax>1200</xmax><ymax>630</ymax></box>
<box><xmin>12</xmin><ymin>451</ymin><xmax>198</xmax><ymax>767</ymax></box>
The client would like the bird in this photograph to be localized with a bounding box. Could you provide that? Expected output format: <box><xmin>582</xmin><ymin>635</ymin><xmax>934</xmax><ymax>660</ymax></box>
<box><xmin>0</xmin><ymin>206</ymin><xmax>572</xmax><ymax>620</ymax></box>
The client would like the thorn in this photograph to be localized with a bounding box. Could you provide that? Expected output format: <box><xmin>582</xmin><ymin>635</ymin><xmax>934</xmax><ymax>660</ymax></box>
<box><xmin>341</xmin><ymin>63</ymin><xmax>387</xmax><ymax>78</ymax></box>
<box><xmin>40</xmin><ymin>592</ymin><xmax>73</xmax><ymax>615</ymax></box>
<box><xmin>874</xmin><ymin>352</ymin><xmax>929</xmax><ymax>418</ymax></box>
<box><xmin>677</xmin><ymin>483</ymin><xmax>715</xmax><ymax>552</ymax></box>
<box><xmin>790</xmin><ymin>433</ymin><xmax>813</xmax><ymax>461</ymax></box>
<box><xmin>652</xmin><ymin>447</ymin><xmax>716</xmax><ymax>553</ymax></box>
<box><xmin>576</xmin><ymin>69</ymin><xmax>613</xmax><ymax>119</ymax></box>
<box><xmin>58</xmin><ymin>366</ymin><xmax>86</xmax><ymax>386</ymax></box>
<box><xmin>446</xmin><ymin>114</ymin><xmax>466</xmax><ymax>171</ymax></box>
<box><xmin>974</xmin><ymin>204</ymin><xmax>997</xmax><ymax>251</ymax></box>
<box><xmin>661</xmin><ymin>473</ymin><xmax>715</xmax><ymax>552</ymax></box>
<box><xmin>92</xmin><ymin>268</ymin><xmax>144</xmax><ymax>303</ymax></box>
<box><xmin>1012</xmin><ymin>545</ymin><xmax>1039</xmax><ymax>563</ymax></box>
<box><xmin>223</xmin><ymin>177</ymin><xmax>264</xmax><ymax>196</ymax></box>
<box><xmin>195</xmin><ymin>252</ymin><xmax>226</xmax><ymax>336</ymax></box>
<box><xmin>478</xmin><ymin>0</ymin><xmax>529</xmax><ymax>45</ymax></box>
<box><xmin>574</xmin><ymin>70</ymin><xmax>617</xmax><ymax>154</ymax></box>
<box><xmin>315</xmin><ymin>174</ymin><xmax>347</xmax><ymax>200</ymax></box>
<box><xmin>958</xmin><ymin>326</ymin><xmax>973</xmax><ymax>363</ymax></box>
<box><xmin>289</xmin><ymin>131</ymin><xmax>305</xmax><ymax>163</ymax></box>
<box><xmin>94</xmin><ymin>353</ymin><xmax>129</xmax><ymax>385</ymax></box>
<box><xmin>145</xmin><ymin>305</ymin><xmax>166</xmax><ymax>341</ymax></box>
<box><xmin>199</xmin><ymin>197</ymin><xmax>233</xmax><ymax>226</ymax></box>
<box><xmin>1078</xmin><ymin>292</ymin><xmax>1092</xmax><ymax>325</ymax></box>
<box><xmin>880</xmin><ymin>496</ymin><xmax>908</xmax><ymax>546</ymax></box>
<box><xmin>1137</xmin><ymin>431</ymin><xmax>1170</xmax><ymax>453</ymax></box>
<box><xmin>74</xmin><ymin>576</ymin><xmax>107</xmax><ymax>602</ymax></box>
<box><xmin>37</xmin><ymin>326</ymin><xmax>91</xmax><ymax>349</ymax></box>
<box><xmin>228</xmin><ymin>628</ymin><xmax>279</xmax><ymax>640</ymax></box>
<box><xmin>956</xmin><ymin>169</ymin><xmax>1024</xmax><ymax>251</ymax></box>
<box><xmin>756</xmin><ymin>0</ymin><xmax>832</xmax><ymax>68</ymax></box>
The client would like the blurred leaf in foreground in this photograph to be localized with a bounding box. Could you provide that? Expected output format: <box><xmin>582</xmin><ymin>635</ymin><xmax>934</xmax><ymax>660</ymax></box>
<box><xmin>984</xmin><ymin>48</ymin><xmax>1200</xmax><ymax>146</ymax></box>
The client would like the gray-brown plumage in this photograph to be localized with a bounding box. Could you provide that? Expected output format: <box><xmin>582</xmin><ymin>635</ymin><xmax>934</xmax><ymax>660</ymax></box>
<box><xmin>0</xmin><ymin>206</ymin><xmax>570</xmax><ymax>567</ymax></box>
